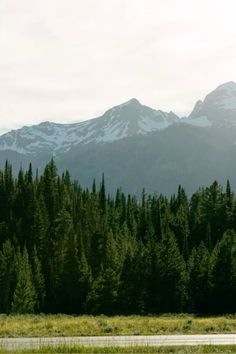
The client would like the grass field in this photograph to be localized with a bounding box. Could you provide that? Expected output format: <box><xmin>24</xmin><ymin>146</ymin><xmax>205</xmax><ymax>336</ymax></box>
<box><xmin>0</xmin><ymin>344</ymin><xmax>236</xmax><ymax>353</ymax></box>
<box><xmin>0</xmin><ymin>314</ymin><xmax>235</xmax><ymax>337</ymax></box>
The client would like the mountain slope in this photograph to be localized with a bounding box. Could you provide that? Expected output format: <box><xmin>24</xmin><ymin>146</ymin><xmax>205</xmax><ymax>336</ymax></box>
<box><xmin>56</xmin><ymin>124</ymin><xmax>236</xmax><ymax>195</ymax></box>
<box><xmin>0</xmin><ymin>98</ymin><xmax>179</xmax><ymax>155</ymax></box>
<box><xmin>185</xmin><ymin>81</ymin><xmax>236</xmax><ymax>127</ymax></box>
<box><xmin>0</xmin><ymin>82</ymin><xmax>236</xmax><ymax>195</ymax></box>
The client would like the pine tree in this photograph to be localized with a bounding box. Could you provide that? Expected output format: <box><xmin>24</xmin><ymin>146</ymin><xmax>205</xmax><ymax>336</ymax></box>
<box><xmin>42</xmin><ymin>159</ymin><xmax>58</xmax><ymax>224</ymax></box>
<box><xmin>130</xmin><ymin>242</ymin><xmax>152</xmax><ymax>313</ymax></box>
<box><xmin>0</xmin><ymin>240</ymin><xmax>16</xmax><ymax>313</ymax></box>
<box><xmin>188</xmin><ymin>242</ymin><xmax>210</xmax><ymax>312</ymax></box>
<box><xmin>174</xmin><ymin>204</ymin><xmax>190</xmax><ymax>259</ymax></box>
<box><xmin>201</xmin><ymin>181</ymin><xmax>224</xmax><ymax>245</ymax></box>
<box><xmin>31</xmin><ymin>246</ymin><xmax>45</xmax><ymax>312</ymax></box>
<box><xmin>49</xmin><ymin>208</ymin><xmax>73</xmax><ymax>310</ymax></box>
<box><xmin>99</xmin><ymin>174</ymin><xmax>106</xmax><ymax>214</ymax></box>
<box><xmin>56</xmin><ymin>229</ymin><xmax>91</xmax><ymax>313</ymax></box>
<box><xmin>209</xmin><ymin>230</ymin><xmax>236</xmax><ymax>313</ymax></box>
<box><xmin>0</xmin><ymin>159</ymin><xmax>235</xmax><ymax>315</ymax></box>
<box><xmin>11</xmin><ymin>247</ymin><xmax>36</xmax><ymax>314</ymax></box>
<box><xmin>87</xmin><ymin>230</ymin><xmax>120</xmax><ymax>314</ymax></box>
<box><xmin>224</xmin><ymin>180</ymin><xmax>234</xmax><ymax>228</ymax></box>
<box><xmin>153</xmin><ymin>231</ymin><xmax>188</xmax><ymax>312</ymax></box>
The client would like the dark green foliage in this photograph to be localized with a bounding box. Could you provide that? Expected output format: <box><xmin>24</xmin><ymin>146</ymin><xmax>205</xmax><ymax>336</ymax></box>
<box><xmin>153</xmin><ymin>232</ymin><xmax>188</xmax><ymax>313</ymax></box>
<box><xmin>31</xmin><ymin>246</ymin><xmax>45</xmax><ymax>312</ymax></box>
<box><xmin>0</xmin><ymin>160</ymin><xmax>236</xmax><ymax>314</ymax></box>
<box><xmin>188</xmin><ymin>242</ymin><xmax>210</xmax><ymax>312</ymax></box>
<box><xmin>11</xmin><ymin>247</ymin><xmax>36</xmax><ymax>314</ymax></box>
<box><xmin>0</xmin><ymin>240</ymin><xmax>16</xmax><ymax>313</ymax></box>
<box><xmin>208</xmin><ymin>230</ymin><xmax>236</xmax><ymax>313</ymax></box>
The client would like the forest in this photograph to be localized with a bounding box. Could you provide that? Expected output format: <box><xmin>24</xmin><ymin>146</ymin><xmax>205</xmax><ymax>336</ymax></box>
<box><xmin>0</xmin><ymin>160</ymin><xmax>235</xmax><ymax>315</ymax></box>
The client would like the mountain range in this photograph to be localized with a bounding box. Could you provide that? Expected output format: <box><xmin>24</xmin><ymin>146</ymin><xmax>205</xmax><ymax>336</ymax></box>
<box><xmin>1</xmin><ymin>81</ymin><xmax>236</xmax><ymax>195</ymax></box>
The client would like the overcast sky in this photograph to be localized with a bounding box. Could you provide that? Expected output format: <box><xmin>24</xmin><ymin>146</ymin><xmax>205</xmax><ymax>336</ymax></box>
<box><xmin>0</xmin><ymin>0</ymin><xmax>236</xmax><ymax>134</ymax></box>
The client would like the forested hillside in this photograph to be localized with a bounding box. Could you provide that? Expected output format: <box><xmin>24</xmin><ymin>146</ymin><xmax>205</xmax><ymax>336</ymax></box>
<box><xmin>0</xmin><ymin>160</ymin><xmax>236</xmax><ymax>314</ymax></box>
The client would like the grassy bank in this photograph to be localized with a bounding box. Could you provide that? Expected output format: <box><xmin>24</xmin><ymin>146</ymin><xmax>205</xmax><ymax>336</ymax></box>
<box><xmin>0</xmin><ymin>314</ymin><xmax>235</xmax><ymax>337</ymax></box>
<box><xmin>0</xmin><ymin>345</ymin><xmax>236</xmax><ymax>353</ymax></box>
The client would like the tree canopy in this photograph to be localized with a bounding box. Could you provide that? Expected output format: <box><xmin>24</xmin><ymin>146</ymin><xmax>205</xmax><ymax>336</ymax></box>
<box><xmin>0</xmin><ymin>160</ymin><xmax>235</xmax><ymax>314</ymax></box>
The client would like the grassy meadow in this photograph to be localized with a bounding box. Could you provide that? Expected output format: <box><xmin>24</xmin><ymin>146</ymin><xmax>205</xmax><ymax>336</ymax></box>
<box><xmin>0</xmin><ymin>314</ymin><xmax>235</xmax><ymax>337</ymax></box>
<box><xmin>0</xmin><ymin>344</ymin><xmax>236</xmax><ymax>353</ymax></box>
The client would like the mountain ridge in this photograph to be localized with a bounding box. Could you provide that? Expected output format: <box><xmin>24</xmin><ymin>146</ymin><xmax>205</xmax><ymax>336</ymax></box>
<box><xmin>1</xmin><ymin>82</ymin><xmax>236</xmax><ymax>195</ymax></box>
<box><xmin>0</xmin><ymin>97</ymin><xmax>180</xmax><ymax>155</ymax></box>
<box><xmin>188</xmin><ymin>81</ymin><xmax>236</xmax><ymax>126</ymax></box>
<box><xmin>1</xmin><ymin>81</ymin><xmax>236</xmax><ymax>156</ymax></box>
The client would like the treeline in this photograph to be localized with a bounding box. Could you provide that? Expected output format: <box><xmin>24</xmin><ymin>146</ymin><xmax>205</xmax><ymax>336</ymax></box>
<box><xmin>0</xmin><ymin>160</ymin><xmax>236</xmax><ymax>314</ymax></box>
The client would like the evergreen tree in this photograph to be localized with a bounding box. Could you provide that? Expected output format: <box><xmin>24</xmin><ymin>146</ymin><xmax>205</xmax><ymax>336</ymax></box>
<box><xmin>42</xmin><ymin>159</ymin><xmax>58</xmax><ymax>224</ymax></box>
<box><xmin>87</xmin><ymin>230</ymin><xmax>120</xmax><ymax>314</ymax></box>
<box><xmin>31</xmin><ymin>246</ymin><xmax>45</xmax><ymax>312</ymax></box>
<box><xmin>153</xmin><ymin>232</ymin><xmax>188</xmax><ymax>312</ymax></box>
<box><xmin>99</xmin><ymin>174</ymin><xmax>106</xmax><ymax>214</ymax></box>
<box><xmin>174</xmin><ymin>204</ymin><xmax>190</xmax><ymax>259</ymax></box>
<box><xmin>209</xmin><ymin>230</ymin><xmax>236</xmax><ymax>313</ymax></box>
<box><xmin>0</xmin><ymin>159</ymin><xmax>234</xmax><ymax>315</ymax></box>
<box><xmin>0</xmin><ymin>240</ymin><xmax>16</xmax><ymax>313</ymax></box>
<box><xmin>188</xmin><ymin>242</ymin><xmax>210</xmax><ymax>312</ymax></box>
<box><xmin>11</xmin><ymin>247</ymin><xmax>36</xmax><ymax>314</ymax></box>
<box><xmin>56</xmin><ymin>229</ymin><xmax>91</xmax><ymax>313</ymax></box>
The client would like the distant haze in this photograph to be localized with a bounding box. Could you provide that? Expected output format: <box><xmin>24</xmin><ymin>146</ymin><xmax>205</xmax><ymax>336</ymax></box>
<box><xmin>0</xmin><ymin>0</ymin><xmax>236</xmax><ymax>134</ymax></box>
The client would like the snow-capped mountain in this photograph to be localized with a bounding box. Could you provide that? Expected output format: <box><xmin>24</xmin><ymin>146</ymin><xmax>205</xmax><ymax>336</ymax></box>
<box><xmin>1</xmin><ymin>81</ymin><xmax>236</xmax><ymax>157</ymax></box>
<box><xmin>185</xmin><ymin>81</ymin><xmax>236</xmax><ymax>127</ymax></box>
<box><xmin>1</xmin><ymin>82</ymin><xmax>236</xmax><ymax>196</ymax></box>
<box><xmin>0</xmin><ymin>98</ymin><xmax>179</xmax><ymax>155</ymax></box>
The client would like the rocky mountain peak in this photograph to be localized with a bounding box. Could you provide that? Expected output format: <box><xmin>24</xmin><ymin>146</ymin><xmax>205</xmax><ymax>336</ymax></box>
<box><xmin>204</xmin><ymin>81</ymin><xmax>236</xmax><ymax>109</ymax></box>
<box><xmin>187</xmin><ymin>82</ymin><xmax>236</xmax><ymax>127</ymax></box>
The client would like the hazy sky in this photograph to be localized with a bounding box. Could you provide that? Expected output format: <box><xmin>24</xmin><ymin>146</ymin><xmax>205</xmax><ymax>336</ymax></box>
<box><xmin>0</xmin><ymin>0</ymin><xmax>236</xmax><ymax>134</ymax></box>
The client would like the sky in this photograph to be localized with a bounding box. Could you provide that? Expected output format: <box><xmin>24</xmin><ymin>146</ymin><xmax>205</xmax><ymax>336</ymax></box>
<box><xmin>0</xmin><ymin>0</ymin><xmax>236</xmax><ymax>134</ymax></box>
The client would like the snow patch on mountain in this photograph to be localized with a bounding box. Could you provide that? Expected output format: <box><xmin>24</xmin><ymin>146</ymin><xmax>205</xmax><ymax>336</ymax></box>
<box><xmin>138</xmin><ymin>114</ymin><xmax>172</xmax><ymax>131</ymax></box>
<box><xmin>1</xmin><ymin>82</ymin><xmax>236</xmax><ymax>157</ymax></box>
<box><xmin>204</xmin><ymin>81</ymin><xmax>236</xmax><ymax>110</ymax></box>
<box><xmin>0</xmin><ymin>99</ymin><xmax>179</xmax><ymax>155</ymax></box>
<box><xmin>185</xmin><ymin>81</ymin><xmax>236</xmax><ymax>127</ymax></box>
<box><xmin>183</xmin><ymin>116</ymin><xmax>212</xmax><ymax>127</ymax></box>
